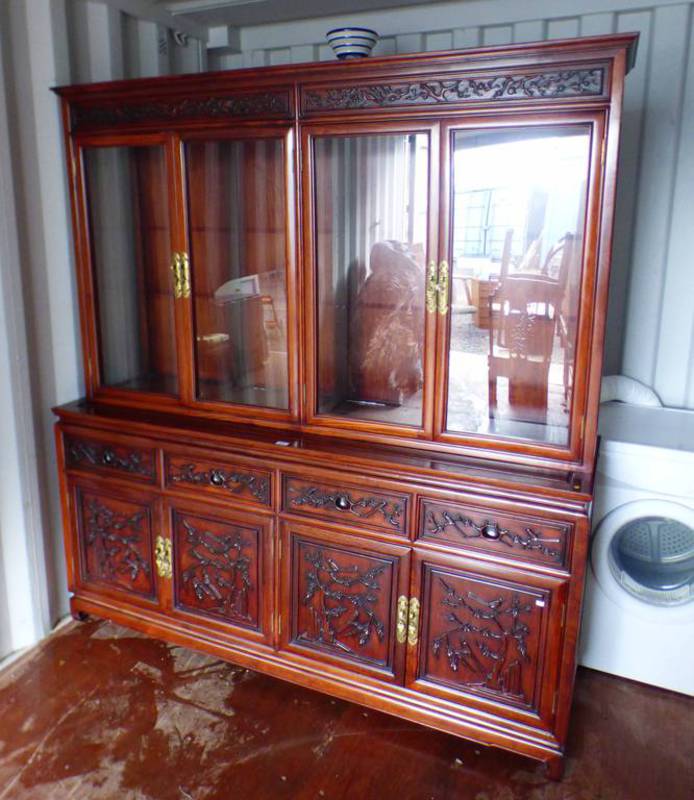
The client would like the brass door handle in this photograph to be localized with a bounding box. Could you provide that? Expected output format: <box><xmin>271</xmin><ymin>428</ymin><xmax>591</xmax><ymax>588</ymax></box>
<box><xmin>437</xmin><ymin>260</ymin><xmax>449</xmax><ymax>315</ymax></box>
<box><xmin>426</xmin><ymin>260</ymin><xmax>438</xmax><ymax>313</ymax></box>
<box><xmin>396</xmin><ymin>595</ymin><xmax>409</xmax><ymax>644</ymax></box>
<box><xmin>425</xmin><ymin>260</ymin><xmax>449</xmax><ymax>315</ymax></box>
<box><xmin>171</xmin><ymin>252</ymin><xmax>191</xmax><ymax>300</ymax></box>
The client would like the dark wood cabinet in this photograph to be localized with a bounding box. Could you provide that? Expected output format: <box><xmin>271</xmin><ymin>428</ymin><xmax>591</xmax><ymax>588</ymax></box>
<box><xmin>169</xmin><ymin>502</ymin><xmax>272</xmax><ymax>643</ymax></box>
<box><xmin>53</xmin><ymin>33</ymin><xmax>637</xmax><ymax>778</ymax></box>
<box><xmin>407</xmin><ymin>551</ymin><xmax>568</xmax><ymax>727</ymax></box>
<box><xmin>280</xmin><ymin>523</ymin><xmax>411</xmax><ymax>682</ymax></box>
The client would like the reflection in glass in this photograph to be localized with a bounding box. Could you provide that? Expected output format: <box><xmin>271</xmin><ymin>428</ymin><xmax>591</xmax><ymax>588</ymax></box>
<box><xmin>186</xmin><ymin>139</ymin><xmax>289</xmax><ymax>409</ymax></box>
<box><xmin>446</xmin><ymin>126</ymin><xmax>591</xmax><ymax>445</ymax></box>
<box><xmin>84</xmin><ymin>146</ymin><xmax>177</xmax><ymax>395</ymax></box>
<box><xmin>314</xmin><ymin>133</ymin><xmax>429</xmax><ymax>427</ymax></box>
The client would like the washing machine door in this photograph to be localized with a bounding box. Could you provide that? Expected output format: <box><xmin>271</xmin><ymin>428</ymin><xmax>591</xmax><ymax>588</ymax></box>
<box><xmin>591</xmin><ymin>500</ymin><xmax>694</xmax><ymax>621</ymax></box>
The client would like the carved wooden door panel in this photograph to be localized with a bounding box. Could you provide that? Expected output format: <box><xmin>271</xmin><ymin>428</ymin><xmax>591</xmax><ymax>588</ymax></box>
<box><xmin>407</xmin><ymin>550</ymin><xmax>568</xmax><ymax>728</ymax></box>
<box><xmin>167</xmin><ymin>501</ymin><xmax>272</xmax><ymax>645</ymax></box>
<box><xmin>71</xmin><ymin>480</ymin><xmax>160</xmax><ymax>605</ymax></box>
<box><xmin>280</xmin><ymin>522</ymin><xmax>411</xmax><ymax>682</ymax></box>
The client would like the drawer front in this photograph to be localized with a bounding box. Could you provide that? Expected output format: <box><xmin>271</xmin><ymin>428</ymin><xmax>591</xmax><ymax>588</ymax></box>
<box><xmin>64</xmin><ymin>432</ymin><xmax>156</xmax><ymax>484</ymax></box>
<box><xmin>282</xmin><ymin>474</ymin><xmax>408</xmax><ymax>535</ymax></box>
<box><xmin>165</xmin><ymin>451</ymin><xmax>272</xmax><ymax>508</ymax></box>
<box><xmin>419</xmin><ymin>498</ymin><xmax>570</xmax><ymax>569</ymax></box>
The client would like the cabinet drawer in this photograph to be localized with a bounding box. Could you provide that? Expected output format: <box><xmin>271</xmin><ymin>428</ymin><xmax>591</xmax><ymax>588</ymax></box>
<box><xmin>165</xmin><ymin>451</ymin><xmax>272</xmax><ymax>507</ymax></box>
<box><xmin>64</xmin><ymin>431</ymin><xmax>156</xmax><ymax>484</ymax></box>
<box><xmin>282</xmin><ymin>473</ymin><xmax>408</xmax><ymax>535</ymax></box>
<box><xmin>418</xmin><ymin>498</ymin><xmax>570</xmax><ymax>569</ymax></box>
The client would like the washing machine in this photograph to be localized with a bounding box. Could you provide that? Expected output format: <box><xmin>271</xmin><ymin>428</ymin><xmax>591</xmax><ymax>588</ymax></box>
<box><xmin>579</xmin><ymin>401</ymin><xmax>694</xmax><ymax>696</ymax></box>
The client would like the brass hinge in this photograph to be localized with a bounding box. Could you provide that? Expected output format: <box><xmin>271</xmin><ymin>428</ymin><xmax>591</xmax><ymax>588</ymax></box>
<box><xmin>407</xmin><ymin>597</ymin><xmax>420</xmax><ymax>646</ymax></box>
<box><xmin>171</xmin><ymin>252</ymin><xmax>191</xmax><ymax>299</ymax></box>
<box><xmin>561</xmin><ymin>602</ymin><xmax>568</xmax><ymax>628</ymax></box>
<box><xmin>552</xmin><ymin>689</ymin><xmax>559</xmax><ymax>715</ymax></box>
<box><xmin>154</xmin><ymin>535</ymin><xmax>172</xmax><ymax>579</ymax></box>
<box><xmin>396</xmin><ymin>595</ymin><xmax>409</xmax><ymax>644</ymax></box>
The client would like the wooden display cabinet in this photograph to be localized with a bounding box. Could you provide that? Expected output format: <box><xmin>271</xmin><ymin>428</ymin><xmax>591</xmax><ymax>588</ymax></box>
<box><xmin>53</xmin><ymin>33</ymin><xmax>637</xmax><ymax>778</ymax></box>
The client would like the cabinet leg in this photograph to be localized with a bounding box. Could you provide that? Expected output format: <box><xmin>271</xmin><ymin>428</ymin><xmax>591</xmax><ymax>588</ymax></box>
<box><xmin>544</xmin><ymin>756</ymin><xmax>565</xmax><ymax>781</ymax></box>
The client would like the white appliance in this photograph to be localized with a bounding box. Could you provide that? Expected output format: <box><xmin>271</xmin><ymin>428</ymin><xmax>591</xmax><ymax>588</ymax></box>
<box><xmin>579</xmin><ymin>402</ymin><xmax>694</xmax><ymax>696</ymax></box>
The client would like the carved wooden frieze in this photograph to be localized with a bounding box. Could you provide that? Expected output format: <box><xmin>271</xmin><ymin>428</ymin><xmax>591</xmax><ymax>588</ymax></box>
<box><xmin>65</xmin><ymin>435</ymin><xmax>156</xmax><ymax>482</ymax></box>
<box><xmin>72</xmin><ymin>90</ymin><xmax>292</xmax><ymax>129</ymax></box>
<box><xmin>79</xmin><ymin>492</ymin><xmax>154</xmax><ymax>598</ymax></box>
<box><xmin>302</xmin><ymin>67</ymin><xmax>605</xmax><ymax>113</ymax></box>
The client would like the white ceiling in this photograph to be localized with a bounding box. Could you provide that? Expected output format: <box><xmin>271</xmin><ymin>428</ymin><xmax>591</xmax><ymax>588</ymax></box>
<box><xmin>156</xmin><ymin>0</ymin><xmax>442</xmax><ymax>28</ymax></box>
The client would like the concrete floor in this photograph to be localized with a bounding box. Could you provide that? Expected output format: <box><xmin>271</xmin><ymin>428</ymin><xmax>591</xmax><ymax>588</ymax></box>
<box><xmin>0</xmin><ymin>619</ymin><xmax>691</xmax><ymax>800</ymax></box>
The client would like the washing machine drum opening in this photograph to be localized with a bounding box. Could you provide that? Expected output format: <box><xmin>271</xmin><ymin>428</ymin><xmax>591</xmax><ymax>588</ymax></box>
<box><xmin>608</xmin><ymin>516</ymin><xmax>694</xmax><ymax>606</ymax></box>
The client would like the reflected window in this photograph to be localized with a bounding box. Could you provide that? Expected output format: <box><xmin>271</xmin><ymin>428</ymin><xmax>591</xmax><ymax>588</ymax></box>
<box><xmin>313</xmin><ymin>133</ymin><xmax>430</xmax><ymax>428</ymax></box>
<box><xmin>446</xmin><ymin>126</ymin><xmax>592</xmax><ymax>445</ymax></box>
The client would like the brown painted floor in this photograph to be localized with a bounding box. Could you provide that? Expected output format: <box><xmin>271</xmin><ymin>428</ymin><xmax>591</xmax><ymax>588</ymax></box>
<box><xmin>0</xmin><ymin>621</ymin><xmax>691</xmax><ymax>800</ymax></box>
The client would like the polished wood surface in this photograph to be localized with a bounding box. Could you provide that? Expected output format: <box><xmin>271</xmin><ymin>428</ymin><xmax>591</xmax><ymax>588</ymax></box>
<box><xmin>52</xmin><ymin>34</ymin><xmax>637</xmax><ymax>779</ymax></box>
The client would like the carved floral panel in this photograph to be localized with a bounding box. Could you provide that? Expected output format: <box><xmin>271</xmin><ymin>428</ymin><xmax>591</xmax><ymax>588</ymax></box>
<box><xmin>291</xmin><ymin>538</ymin><xmax>396</xmax><ymax>670</ymax></box>
<box><xmin>301</xmin><ymin>68</ymin><xmax>605</xmax><ymax>113</ymax></box>
<box><xmin>78</xmin><ymin>490</ymin><xmax>155</xmax><ymax>598</ymax></box>
<box><xmin>420</xmin><ymin>565</ymin><xmax>547</xmax><ymax>710</ymax></box>
<box><xmin>72</xmin><ymin>91</ymin><xmax>292</xmax><ymax>129</ymax></box>
<box><xmin>173</xmin><ymin>511</ymin><xmax>261</xmax><ymax>630</ymax></box>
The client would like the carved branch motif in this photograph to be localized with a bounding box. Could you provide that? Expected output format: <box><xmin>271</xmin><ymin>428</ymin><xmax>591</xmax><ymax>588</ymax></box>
<box><xmin>303</xmin><ymin>68</ymin><xmax>604</xmax><ymax>111</ymax></box>
<box><xmin>299</xmin><ymin>548</ymin><xmax>387</xmax><ymax>655</ymax></box>
<box><xmin>179</xmin><ymin>519</ymin><xmax>252</xmax><ymax>621</ymax></box>
<box><xmin>84</xmin><ymin>499</ymin><xmax>150</xmax><ymax>584</ymax></box>
<box><xmin>169</xmin><ymin>461</ymin><xmax>270</xmax><ymax>505</ymax></box>
<box><xmin>66</xmin><ymin>437</ymin><xmax>155</xmax><ymax>479</ymax></box>
<box><xmin>425</xmin><ymin>509</ymin><xmax>563</xmax><ymax>563</ymax></box>
<box><xmin>73</xmin><ymin>92</ymin><xmax>291</xmax><ymax>127</ymax></box>
<box><xmin>432</xmin><ymin>578</ymin><xmax>535</xmax><ymax>700</ymax></box>
<box><xmin>288</xmin><ymin>484</ymin><xmax>404</xmax><ymax>529</ymax></box>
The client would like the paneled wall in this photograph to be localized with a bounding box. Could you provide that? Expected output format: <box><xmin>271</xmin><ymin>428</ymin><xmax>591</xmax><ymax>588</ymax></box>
<box><xmin>209</xmin><ymin>0</ymin><xmax>694</xmax><ymax>409</ymax></box>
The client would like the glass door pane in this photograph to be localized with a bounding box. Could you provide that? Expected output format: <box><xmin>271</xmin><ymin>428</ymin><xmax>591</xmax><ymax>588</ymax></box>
<box><xmin>313</xmin><ymin>132</ymin><xmax>430</xmax><ymax>428</ymax></box>
<box><xmin>186</xmin><ymin>137</ymin><xmax>289</xmax><ymax>410</ymax></box>
<box><xmin>84</xmin><ymin>145</ymin><xmax>177</xmax><ymax>395</ymax></box>
<box><xmin>444</xmin><ymin>125</ymin><xmax>592</xmax><ymax>446</ymax></box>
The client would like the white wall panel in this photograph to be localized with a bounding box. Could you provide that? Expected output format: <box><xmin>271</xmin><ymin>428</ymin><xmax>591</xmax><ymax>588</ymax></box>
<box><xmin>232</xmin><ymin>0</ymin><xmax>694</xmax><ymax>407</ymax></box>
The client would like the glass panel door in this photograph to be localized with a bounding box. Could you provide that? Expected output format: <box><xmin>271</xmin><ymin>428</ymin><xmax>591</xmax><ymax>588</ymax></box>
<box><xmin>83</xmin><ymin>144</ymin><xmax>178</xmax><ymax>396</ymax></box>
<box><xmin>310</xmin><ymin>130</ymin><xmax>433</xmax><ymax>430</ymax></box>
<box><xmin>441</xmin><ymin>124</ymin><xmax>593</xmax><ymax>447</ymax></box>
<box><xmin>185</xmin><ymin>135</ymin><xmax>291</xmax><ymax>411</ymax></box>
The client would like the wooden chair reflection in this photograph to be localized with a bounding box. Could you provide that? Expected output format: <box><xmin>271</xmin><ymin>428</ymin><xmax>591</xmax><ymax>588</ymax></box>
<box><xmin>488</xmin><ymin>234</ymin><xmax>575</xmax><ymax>425</ymax></box>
